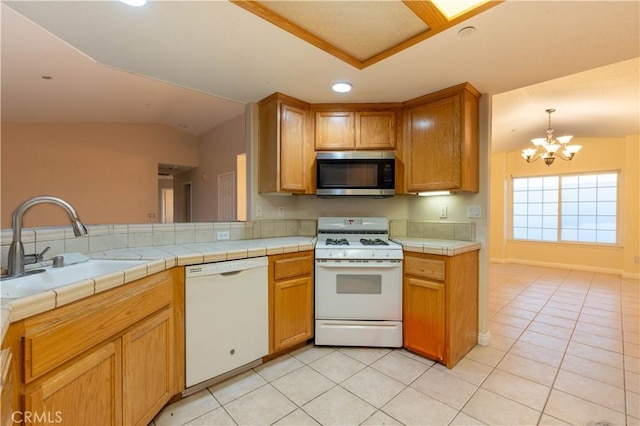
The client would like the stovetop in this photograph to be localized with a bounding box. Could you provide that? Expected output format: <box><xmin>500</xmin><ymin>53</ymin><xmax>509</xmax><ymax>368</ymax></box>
<box><xmin>315</xmin><ymin>217</ymin><xmax>403</xmax><ymax>260</ymax></box>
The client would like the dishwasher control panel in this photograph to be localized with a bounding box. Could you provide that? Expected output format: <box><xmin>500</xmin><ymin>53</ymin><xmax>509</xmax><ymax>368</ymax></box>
<box><xmin>185</xmin><ymin>256</ymin><xmax>268</xmax><ymax>278</ymax></box>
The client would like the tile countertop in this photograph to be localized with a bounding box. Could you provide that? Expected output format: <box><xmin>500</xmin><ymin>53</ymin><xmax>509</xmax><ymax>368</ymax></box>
<box><xmin>0</xmin><ymin>236</ymin><xmax>316</xmax><ymax>341</ymax></box>
<box><xmin>0</xmin><ymin>236</ymin><xmax>480</xmax><ymax>342</ymax></box>
<box><xmin>392</xmin><ymin>238</ymin><xmax>481</xmax><ymax>256</ymax></box>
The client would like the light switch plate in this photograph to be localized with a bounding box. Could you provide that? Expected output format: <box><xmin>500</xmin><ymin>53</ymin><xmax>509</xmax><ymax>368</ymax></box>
<box><xmin>439</xmin><ymin>206</ymin><xmax>448</xmax><ymax>219</ymax></box>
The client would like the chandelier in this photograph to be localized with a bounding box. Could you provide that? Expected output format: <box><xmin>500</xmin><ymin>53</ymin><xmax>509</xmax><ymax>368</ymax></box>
<box><xmin>521</xmin><ymin>108</ymin><xmax>582</xmax><ymax>166</ymax></box>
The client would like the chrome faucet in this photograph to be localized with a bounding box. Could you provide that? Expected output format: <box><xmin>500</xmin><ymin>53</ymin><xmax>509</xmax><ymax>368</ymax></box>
<box><xmin>6</xmin><ymin>196</ymin><xmax>88</xmax><ymax>278</ymax></box>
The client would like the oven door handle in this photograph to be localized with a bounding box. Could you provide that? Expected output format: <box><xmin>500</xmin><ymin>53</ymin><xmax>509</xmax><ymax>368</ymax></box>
<box><xmin>315</xmin><ymin>262</ymin><xmax>401</xmax><ymax>269</ymax></box>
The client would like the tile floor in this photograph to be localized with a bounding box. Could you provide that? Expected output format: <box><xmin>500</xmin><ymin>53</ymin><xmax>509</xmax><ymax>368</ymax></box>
<box><xmin>152</xmin><ymin>263</ymin><xmax>639</xmax><ymax>425</ymax></box>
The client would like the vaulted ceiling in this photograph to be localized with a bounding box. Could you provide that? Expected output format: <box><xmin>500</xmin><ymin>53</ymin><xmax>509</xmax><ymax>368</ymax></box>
<box><xmin>2</xmin><ymin>0</ymin><xmax>638</xmax><ymax>152</ymax></box>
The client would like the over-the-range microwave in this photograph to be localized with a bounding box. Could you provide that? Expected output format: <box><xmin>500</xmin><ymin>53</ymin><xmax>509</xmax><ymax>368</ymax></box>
<box><xmin>316</xmin><ymin>151</ymin><xmax>395</xmax><ymax>197</ymax></box>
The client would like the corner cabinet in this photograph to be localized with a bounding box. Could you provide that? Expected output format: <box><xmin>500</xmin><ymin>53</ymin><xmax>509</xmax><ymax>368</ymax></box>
<box><xmin>16</xmin><ymin>268</ymin><xmax>184</xmax><ymax>426</ymax></box>
<box><xmin>258</xmin><ymin>93</ymin><xmax>314</xmax><ymax>194</ymax></box>
<box><xmin>269</xmin><ymin>251</ymin><xmax>314</xmax><ymax>353</ymax></box>
<box><xmin>403</xmin><ymin>250</ymin><xmax>479</xmax><ymax>368</ymax></box>
<box><xmin>404</xmin><ymin>83</ymin><xmax>480</xmax><ymax>193</ymax></box>
<box><xmin>313</xmin><ymin>106</ymin><xmax>400</xmax><ymax>151</ymax></box>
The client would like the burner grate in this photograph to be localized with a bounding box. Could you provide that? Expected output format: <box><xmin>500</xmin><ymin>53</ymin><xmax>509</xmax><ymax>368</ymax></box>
<box><xmin>326</xmin><ymin>238</ymin><xmax>350</xmax><ymax>246</ymax></box>
<box><xmin>360</xmin><ymin>238</ymin><xmax>389</xmax><ymax>246</ymax></box>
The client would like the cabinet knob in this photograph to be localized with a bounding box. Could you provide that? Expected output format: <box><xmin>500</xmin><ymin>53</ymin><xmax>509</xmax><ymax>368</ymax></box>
<box><xmin>230</xmin><ymin>349</ymin><xmax>235</xmax><ymax>355</ymax></box>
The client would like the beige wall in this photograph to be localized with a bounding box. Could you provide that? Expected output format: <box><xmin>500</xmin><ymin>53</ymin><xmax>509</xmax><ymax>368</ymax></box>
<box><xmin>1</xmin><ymin>123</ymin><xmax>199</xmax><ymax>228</ymax></box>
<box><xmin>174</xmin><ymin>114</ymin><xmax>245</xmax><ymax>222</ymax></box>
<box><xmin>490</xmin><ymin>135</ymin><xmax>640</xmax><ymax>278</ymax></box>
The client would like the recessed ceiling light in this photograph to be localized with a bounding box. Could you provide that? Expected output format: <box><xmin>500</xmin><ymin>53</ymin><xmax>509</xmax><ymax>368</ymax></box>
<box><xmin>118</xmin><ymin>0</ymin><xmax>147</xmax><ymax>6</ymax></box>
<box><xmin>332</xmin><ymin>82</ymin><xmax>352</xmax><ymax>93</ymax></box>
<box><xmin>458</xmin><ymin>26</ymin><xmax>476</xmax><ymax>38</ymax></box>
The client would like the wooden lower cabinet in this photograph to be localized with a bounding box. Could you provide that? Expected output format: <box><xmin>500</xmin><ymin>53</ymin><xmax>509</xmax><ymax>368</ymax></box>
<box><xmin>404</xmin><ymin>277</ymin><xmax>445</xmax><ymax>362</ymax></box>
<box><xmin>122</xmin><ymin>308</ymin><xmax>173</xmax><ymax>426</ymax></box>
<box><xmin>14</xmin><ymin>268</ymin><xmax>184</xmax><ymax>426</ymax></box>
<box><xmin>403</xmin><ymin>250</ymin><xmax>479</xmax><ymax>368</ymax></box>
<box><xmin>24</xmin><ymin>341</ymin><xmax>122</xmax><ymax>426</ymax></box>
<box><xmin>269</xmin><ymin>251</ymin><xmax>314</xmax><ymax>353</ymax></box>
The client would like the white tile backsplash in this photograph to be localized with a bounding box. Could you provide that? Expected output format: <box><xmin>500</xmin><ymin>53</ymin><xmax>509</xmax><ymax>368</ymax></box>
<box><xmin>391</xmin><ymin>220</ymin><xmax>475</xmax><ymax>242</ymax></box>
<box><xmin>0</xmin><ymin>220</ymin><xmax>316</xmax><ymax>268</ymax></box>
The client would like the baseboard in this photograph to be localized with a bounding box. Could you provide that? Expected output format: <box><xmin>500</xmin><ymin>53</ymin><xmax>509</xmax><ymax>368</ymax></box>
<box><xmin>489</xmin><ymin>258</ymin><xmax>507</xmax><ymax>264</ymax></box>
<box><xmin>499</xmin><ymin>258</ymin><xmax>624</xmax><ymax>276</ymax></box>
<box><xmin>477</xmin><ymin>331</ymin><xmax>491</xmax><ymax>346</ymax></box>
<box><xmin>622</xmin><ymin>271</ymin><xmax>640</xmax><ymax>280</ymax></box>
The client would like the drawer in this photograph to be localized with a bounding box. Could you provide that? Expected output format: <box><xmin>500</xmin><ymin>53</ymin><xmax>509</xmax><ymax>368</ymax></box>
<box><xmin>273</xmin><ymin>253</ymin><xmax>313</xmax><ymax>281</ymax></box>
<box><xmin>23</xmin><ymin>270</ymin><xmax>173</xmax><ymax>383</ymax></box>
<box><xmin>404</xmin><ymin>256</ymin><xmax>445</xmax><ymax>281</ymax></box>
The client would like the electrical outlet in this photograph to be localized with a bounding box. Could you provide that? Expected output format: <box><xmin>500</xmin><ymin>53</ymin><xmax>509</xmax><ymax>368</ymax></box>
<box><xmin>467</xmin><ymin>205</ymin><xmax>481</xmax><ymax>218</ymax></box>
<box><xmin>217</xmin><ymin>231</ymin><xmax>230</xmax><ymax>240</ymax></box>
<box><xmin>634</xmin><ymin>256</ymin><xmax>640</xmax><ymax>264</ymax></box>
<box><xmin>439</xmin><ymin>205</ymin><xmax>448</xmax><ymax>219</ymax></box>
<box><xmin>278</xmin><ymin>207</ymin><xmax>285</xmax><ymax>217</ymax></box>
<box><xmin>255</xmin><ymin>206</ymin><xmax>263</xmax><ymax>217</ymax></box>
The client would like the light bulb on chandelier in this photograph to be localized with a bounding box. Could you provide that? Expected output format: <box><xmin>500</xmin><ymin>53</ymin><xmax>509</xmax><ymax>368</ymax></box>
<box><xmin>521</xmin><ymin>108</ymin><xmax>581</xmax><ymax>166</ymax></box>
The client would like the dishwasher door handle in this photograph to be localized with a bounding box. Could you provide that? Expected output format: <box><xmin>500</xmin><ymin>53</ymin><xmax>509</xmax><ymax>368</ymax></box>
<box><xmin>219</xmin><ymin>270</ymin><xmax>243</xmax><ymax>277</ymax></box>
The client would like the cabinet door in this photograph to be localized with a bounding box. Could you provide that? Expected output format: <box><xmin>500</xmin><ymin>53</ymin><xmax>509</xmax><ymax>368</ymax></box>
<box><xmin>280</xmin><ymin>102</ymin><xmax>308</xmax><ymax>192</ymax></box>
<box><xmin>122</xmin><ymin>308</ymin><xmax>173</xmax><ymax>426</ymax></box>
<box><xmin>24</xmin><ymin>341</ymin><xmax>122</xmax><ymax>426</ymax></box>
<box><xmin>407</xmin><ymin>94</ymin><xmax>461</xmax><ymax>191</ymax></box>
<box><xmin>273</xmin><ymin>276</ymin><xmax>313</xmax><ymax>352</ymax></box>
<box><xmin>403</xmin><ymin>277</ymin><xmax>445</xmax><ymax>362</ymax></box>
<box><xmin>356</xmin><ymin>111</ymin><xmax>396</xmax><ymax>149</ymax></box>
<box><xmin>315</xmin><ymin>111</ymin><xmax>355</xmax><ymax>150</ymax></box>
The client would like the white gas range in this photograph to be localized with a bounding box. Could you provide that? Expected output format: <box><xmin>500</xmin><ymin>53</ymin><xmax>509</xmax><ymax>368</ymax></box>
<box><xmin>314</xmin><ymin>217</ymin><xmax>404</xmax><ymax>348</ymax></box>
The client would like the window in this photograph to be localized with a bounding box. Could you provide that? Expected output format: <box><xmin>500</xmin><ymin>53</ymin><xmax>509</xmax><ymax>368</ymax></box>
<box><xmin>512</xmin><ymin>171</ymin><xmax>618</xmax><ymax>244</ymax></box>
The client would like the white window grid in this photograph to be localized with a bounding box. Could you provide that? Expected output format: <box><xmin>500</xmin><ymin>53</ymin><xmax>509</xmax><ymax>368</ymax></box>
<box><xmin>512</xmin><ymin>171</ymin><xmax>619</xmax><ymax>244</ymax></box>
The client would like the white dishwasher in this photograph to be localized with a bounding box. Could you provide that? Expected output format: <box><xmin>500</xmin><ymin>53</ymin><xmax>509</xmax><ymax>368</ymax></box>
<box><xmin>185</xmin><ymin>256</ymin><xmax>268</xmax><ymax>392</ymax></box>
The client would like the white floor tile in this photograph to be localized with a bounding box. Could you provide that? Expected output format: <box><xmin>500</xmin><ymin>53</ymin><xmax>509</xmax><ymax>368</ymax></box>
<box><xmin>154</xmin><ymin>390</ymin><xmax>220</xmax><ymax>426</ymax></box>
<box><xmin>544</xmin><ymin>389</ymin><xmax>626</xmax><ymax>425</ymax></box>
<box><xmin>382</xmin><ymin>387</ymin><xmax>458</xmax><ymax>426</ymax></box>
<box><xmin>223</xmin><ymin>384</ymin><xmax>296</xmax><ymax>426</ymax></box>
<box><xmin>554</xmin><ymin>370</ymin><xmax>626</xmax><ymax>413</ymax></box>
<box><xmin>184</xmin><ymin>407</ymin><xmax>235</xmax><ymax>426</ymax></box>
<box><xmin>433</xmin><ymin>358</ymin><xmax>492</xmax><ymax>386</ymax></box>
<box><xmin>253</xmin><ymin>355</ymin><xmax>304</xmax><ymax>382</ymax></box>
<box><xmin>341</xmin><ymin>367</ymin><xmax>405</xmax><ymax>408</ymax></box>
<box><xmin>272</xmin><ymin>408</ymin><xmax>320</xmax><ymax>426</ymax></box>
<box><xmin>481</xmin><ymin>369</ymin><xmax>551</xmax><ymax>411</ymax></box>
<box><xmin>360</xmin><ymin>410</ymin><xmax>403</xmax><ymax>425</ymax></box>
<box><xmin>410</xmin><ymin>367</ymin><xmax>477</xmax><ymax>410</ymax></box>
<box><xmin>370</xmin><ymin>351</ymin><xmax>429</xmax><ymax>385</ymax></box>
<box><xmin>208</xmin><ymin>369</ymin><xmax>267</xmax><ymax>405</ymax></box>
<box><xmin>462</xmin><ymin>388</ymin><xmax>540</xmax><ymax>426</ymax></box>
<box><xmin>290</xmin><ymin>345</ymin><xmax>335</xmax><ymax>364</ymax></box>
<box><xmin>338</xmin><ymin>347</ymin><xmax>391</xmax><ymax>365</ymax></box>
<box><xmin>270</xmin><ymin>366</ymin><xmax>335</xmax><ymax>406</ymax></box>
<box><xmin>308</xmin><ymin>350</ymin><xmax>366</xmax><ymax>383</ymax></box>
<box><xmin>302</xmin><ymin>386</ymin><xmax>376</xmax><ymax>425</ymax></box>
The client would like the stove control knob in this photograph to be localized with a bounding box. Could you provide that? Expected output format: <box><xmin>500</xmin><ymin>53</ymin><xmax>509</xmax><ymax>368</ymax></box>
<box><xmin>343</xmin><ymin>250</ymin><xmax>347</xmax><ymax>257</ymax></box>
<box><xmin>329</xmin><ymin>251</ymin><xmax>334</xmax><ymax>257</ymax></box>
<box><xmin>371</xmin><ymin>251</ymin><xmax>376</xmax><ymax>257</ymax></box>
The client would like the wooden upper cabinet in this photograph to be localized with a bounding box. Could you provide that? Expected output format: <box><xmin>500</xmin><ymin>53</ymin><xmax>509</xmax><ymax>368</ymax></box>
<box><xmin>314</xmin><ymin>111</ymin><xmax>355</xmax><ymax>150</ymax></box>
<box><xmin>314</xmin><ymin>107</ymin><xmax>399</xmax><ymax>150</ymax></box>
<box><xmin>404</xmin><ymin>83</ymin><xmax>480</xmax><ymax>193</ymax></box>
<box><xmin>356</xmin><ymin>110</ymin><xmax>396</xmax><ymax>149</ymax></box>
<box><xmin>258</xmin><ymin>93</ymin><xmax>313</xmax><ymax>194</ymax></box>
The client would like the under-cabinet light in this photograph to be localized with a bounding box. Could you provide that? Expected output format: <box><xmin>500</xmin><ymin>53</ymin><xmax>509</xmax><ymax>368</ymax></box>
<box><xmin>119</xmin><ymin>0</ymin><xmax>147</xmax><ymax>6</ymax></box>
<box><xmin>418</xmin><ymin>191</ymin><xmax>451</xmax><ymax>197</ymax></box>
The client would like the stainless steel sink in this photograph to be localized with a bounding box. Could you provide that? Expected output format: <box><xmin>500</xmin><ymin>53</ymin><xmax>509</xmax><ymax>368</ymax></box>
<box><xmin>0</xmin><ymin>259</ymin><xmax>149</xmax><ymax>299</ymax></box>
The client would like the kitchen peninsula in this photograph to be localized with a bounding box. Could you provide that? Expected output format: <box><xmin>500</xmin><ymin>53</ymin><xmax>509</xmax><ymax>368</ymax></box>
<box><xmin>0</xmin><ymin>220</ymin><xmax>479</xmax><ymax>425</ymax></box>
